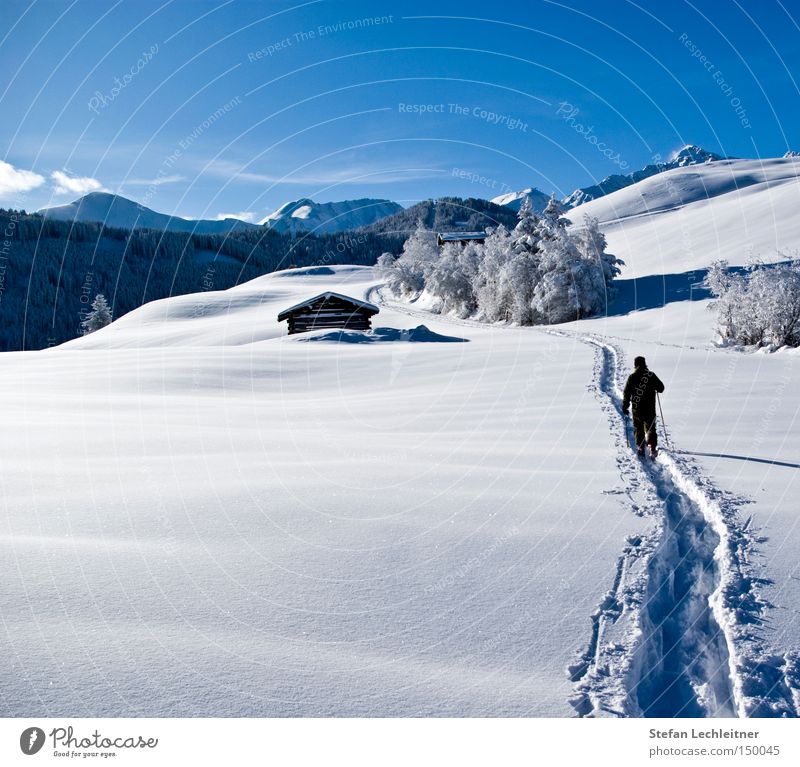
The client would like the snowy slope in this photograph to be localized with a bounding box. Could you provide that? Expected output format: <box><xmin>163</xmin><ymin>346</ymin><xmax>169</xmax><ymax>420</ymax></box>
<box><xmin>493</xmin><ymin>146</ymin><xmax>723</xmax><ymax>214</ymax></box>
<box><xmin>7</xmin><ymin>144</ymin><xmax>800</xmax><ymax>718</ymax></box>
<box><xmin>2</xmin><ymin>260</ymin><xmax>798</xmax><ymax>717</ymax></box>
<box><xmin>39</xmin><ymin>192</ymin><xmax>258</xmax><ymax>234</ymax></box>
<box><xmin>1</xmin><ymin>265</ymin><xmax>652</xmax><ymax>717</ymax></box>
<box><xmin>567</xmin><ymin>156</ymin><xmax>800</xmax><ymax>277</ymax></box>
<box><xmin>261</xmin><ymin>197</ymin><xmax>402</xmax><ymax>233</ymax></box>
<box><xmin>567</xmin><ymin>301</ymin><xmax>800</xmax><ymax>717</ymax></box>
<box><xmin>562</xmin><ymin>145</ymin><xmax>724</xmax><ymax>208</ymax></box>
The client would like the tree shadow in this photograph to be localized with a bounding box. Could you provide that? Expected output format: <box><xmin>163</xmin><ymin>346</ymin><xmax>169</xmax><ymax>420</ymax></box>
<box><xmin>603</xmin><ymin>264</ymin><xmax>783</xmax><ymax>316</ymax></box>
<box><xmin>681</xmin><ymin>451</ymin><xmax>800</xmax><ymax>470</ymax></box>
<box><xmin>604</xmin><ymin>269</ymin><xmax>712</xmax><ymax>316</ymax></box>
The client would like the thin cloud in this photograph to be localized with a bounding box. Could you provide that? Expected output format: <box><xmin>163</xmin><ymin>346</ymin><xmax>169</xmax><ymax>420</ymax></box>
<box><xmin>123</xmin><ymin>174</ymin><xmax>186</xmax><ymax>187</ymax></box>
<box><xmin>215</xmin><ymin>211</ymin><xmax>256</xmax><ymax>222</ymax></box>
<box><xmin>0</xmin><ymin>160</ymin><xmax>46</xmax><ymax>198</ymax></box>
<box><xmin>51</xmin><ymin>170</ymin><xmax>107</xmax><ymax>196</ymax></box>
<box><xmin>201</xmin><ymin>159</ymin><xmax>447</xmax><ymax>186</ymax></box>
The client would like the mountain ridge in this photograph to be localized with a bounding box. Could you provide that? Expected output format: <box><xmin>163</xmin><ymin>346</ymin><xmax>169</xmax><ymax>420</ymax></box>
<box><xmin>491</xmin><ymin>145</ymin><xmax>726</xmax><ymax>213</ymax></box>
<box><xmin>39</xmin><ymin>192</ymin><xmax>259</xmax><ymax>235</ymax></box>
<box><xmin>36</xmin><ymin>145</ymin><xmax>744</xmax><ymax>238</ymax></box>
<box><xmin>561</xmin><ymin>144</ymin><xmax>725</xmax><ymax>208</ymax></box>
<box><xmin>261</xmin><ymin>197</ymin><xmax>403</xmax><ymax>233</ymax></box>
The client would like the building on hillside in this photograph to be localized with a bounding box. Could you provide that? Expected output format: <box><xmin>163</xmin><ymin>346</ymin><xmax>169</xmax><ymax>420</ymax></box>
<box><xmin>437</xmin><ymin>231</ymin><xmax>487</xmax><ymax>248</ymax></box>
<box><xmin>277</xmin><ymin>292</ymin><xmax>379</xmax><ymax>335</ymax></box>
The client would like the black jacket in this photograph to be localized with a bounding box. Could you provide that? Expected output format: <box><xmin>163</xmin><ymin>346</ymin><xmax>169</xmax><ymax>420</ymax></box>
<box><xmin>623</xmin><ymin>367</ymin><xmax>665</xmax><ymax>418</ymax></box>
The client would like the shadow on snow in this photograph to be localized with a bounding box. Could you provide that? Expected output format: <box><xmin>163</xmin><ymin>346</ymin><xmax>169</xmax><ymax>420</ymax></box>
<box><xmin>295</xmin><ymin>324</ymin><xmax>469</xmax><ymax>344</ymax></box>
<box><xmin>681</xmin><ymin>451</ymin><xmax>800</xmax><ymax>471</ymax></box>
<box><xmin>604</xmin><ymin>269</ymin><xmax>712</xmax><ymax>316</ymax></box>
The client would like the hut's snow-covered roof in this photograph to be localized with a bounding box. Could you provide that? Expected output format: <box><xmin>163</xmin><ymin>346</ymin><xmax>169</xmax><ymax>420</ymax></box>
<box><xmin>277</xmin><ymin>292</ymin><xmax>379</xmax><ymax>321</ymax></box>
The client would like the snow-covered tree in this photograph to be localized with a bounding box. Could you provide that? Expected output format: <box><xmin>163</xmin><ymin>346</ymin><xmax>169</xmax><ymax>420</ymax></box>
<box><xmin>707</xmin><ymin>259</ymin><xmax>800</xmax><ymax>348</ymax></box>
<box><xmin>475</xmin><ymin>225</ymin><xmax>515</xmax><ymax>322</ymax></box>
<box><xmin>540</xmin><ymin>194</ymin><xmax>571</xmax><ymax>234</ymax></box>
<box><xmin>382</xmin><ymin>202</ymin><xmax>620</xmax><ymax>327</ymax></box>
<box><xmin>426</xmin><ymin>241</ymin><xmax>480</xmax><ymax>317</ymax></box>
<box><xmin>377</xmin><ymin>220</ymin><xmax>438</xmax><ymax>296</ymax></box>
<box><xmin>81</xmin><ymin>293</ymin><xmax>113</xmax><ymax>335</ymax></box>
<box><xmin>504</xmin><ymin>199</ymin><xmax>544</xmax><ymax>324</ymax></box>
<box><xmin>528</xmin><ymin>205</ymin><xmax>616</xmax><ymax>323</ymax></box>
<box><xmin>766</xmin><ymin>263</ymin><xmax>800</xmax><ymax>346</ymax></box>
<box><xmin>578</xmin><ymin>216</ymin><xmax>622</xmax><ymax>289</ymax></box>
<box><xmin>707</xmin><ymin>260</ymin><xmax>746</xmax><ymax>342</ymax></box>
<box><xmin>376</xmin><ymin>252</ymin><xmax>409</xmax><ymax>296</ymax></box>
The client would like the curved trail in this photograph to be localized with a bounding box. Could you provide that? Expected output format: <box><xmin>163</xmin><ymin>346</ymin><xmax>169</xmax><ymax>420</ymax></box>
<box><xmin>570</xmin><ymin>336</ymin><xmax>739</xmax><ymax>717</ymax></box>
<box><xmin>570</xmin><ymin>333</ymin><xmax>799</xmax><ymax>718</ymax></box>
<box><xmin>372</xmin><ymin>289</ymin><xmax>798</xmax><ymax>717</ymax></box>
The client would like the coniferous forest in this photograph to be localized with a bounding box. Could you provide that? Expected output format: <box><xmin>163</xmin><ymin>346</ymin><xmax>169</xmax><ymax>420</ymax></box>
<box><xmin>0</xmin><ymin>209</ymin><xmax>406</xmax><ymax>350</ymax></box>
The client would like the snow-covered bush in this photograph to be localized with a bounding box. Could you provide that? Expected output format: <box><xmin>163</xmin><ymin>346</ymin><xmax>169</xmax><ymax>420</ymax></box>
<box><xmin>707</xmin><ymin>260</ymin><xmax>800</xmax><ymax>348</ymax></box>
<box><xmin>80</xmin><ymin>293</ymin><xmax>113</xmax><ymax>334</ymax></box>
<box><xmin>381</xmin><ymin>197</ymin><xmax>621</xmax><ymax>325</ymax></box>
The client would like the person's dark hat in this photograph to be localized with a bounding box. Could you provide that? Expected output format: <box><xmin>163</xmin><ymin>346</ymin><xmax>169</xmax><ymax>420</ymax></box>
<box><xmin>634</xmin><ymin>356</ymin><xmax>646</xmax><ymax>368</ymax></box>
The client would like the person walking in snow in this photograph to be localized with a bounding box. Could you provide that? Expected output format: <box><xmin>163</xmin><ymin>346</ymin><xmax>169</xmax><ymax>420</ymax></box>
<box><xmin>622</xmin><ymin>356</ymin><xmax>665</xmax><ymax>458</ymax></box>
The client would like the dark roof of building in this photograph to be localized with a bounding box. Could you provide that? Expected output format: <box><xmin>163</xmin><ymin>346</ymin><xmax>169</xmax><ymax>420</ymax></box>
<box><xmin>438</xmin><ymin>231</ymin><xmax>487</xmax><ymax>242</ymax></box>
<box><xmin>277</xmin><ymin>292</ymin><xmax>380</xmax><ymax>321</ymax></box>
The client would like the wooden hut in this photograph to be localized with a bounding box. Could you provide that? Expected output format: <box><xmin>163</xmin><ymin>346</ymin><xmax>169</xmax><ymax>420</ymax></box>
<box><xmin>277</xmin><ymin>292</ymin><xmax>379</xmax><ymax>335</ymax></box>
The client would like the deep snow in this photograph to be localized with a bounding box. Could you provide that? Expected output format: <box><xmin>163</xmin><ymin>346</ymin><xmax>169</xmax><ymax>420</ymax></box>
<box><xmin>570</xmin><ymin>301</ymin><xmax>800</xmax><ymax>716</ymax></box>
<box><xmin>1</xmin><ymin>266</ymin><xmax>652</xmax><ymax>716</ymax></box>
<box><xmin>4</xmin><ymin>152</ymin><xmax>800</xmax><ymax>718</ymax></box>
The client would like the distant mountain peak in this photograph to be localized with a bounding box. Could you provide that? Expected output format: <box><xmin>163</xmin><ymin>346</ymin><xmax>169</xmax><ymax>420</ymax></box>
<box><xmin>493</xmin><ymin>146</ymin><xmax>728</xmax><ymax>213</ymax></box>
<box><xmin>490</xmin><ymin>187</ymin><xmax>551</xmax><ymax>213</ymax></box>
<box><xmin>669</xmin><ymin>145</ymin><xmax>724</xmax><ymax>166</ymax></box>
<box><xmin>561</xmin><ymin>144</ymin><xmax>726</xmax><ymax>209</ymax></box>
<box><xmin>38</xmin><ymin>192</ymin><xmax>257</xmax><ymax>234</ymax></box>
<box><xmin>260</xmin><ymin>197</ymin><xmax>403</xmax><ymax>233</ymax></box>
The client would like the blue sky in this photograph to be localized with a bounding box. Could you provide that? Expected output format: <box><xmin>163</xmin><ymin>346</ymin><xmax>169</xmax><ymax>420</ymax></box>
<box><xmin>2</xmin><ymin>0</ymin><xmax>799</xmax><ymax>220</ymax></box>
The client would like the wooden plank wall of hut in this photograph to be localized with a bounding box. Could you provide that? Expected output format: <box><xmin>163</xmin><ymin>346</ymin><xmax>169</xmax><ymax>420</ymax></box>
<box><xmin>285</xmin><ymin>298</ymin><xmax>373</xmax><ymax>333</ymax></box>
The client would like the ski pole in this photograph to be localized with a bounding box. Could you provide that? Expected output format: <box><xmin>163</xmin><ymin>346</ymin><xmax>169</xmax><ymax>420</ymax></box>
<box><xmin>657</xmin><ymin>392</ymin><xmax>670</xmax><ymax>449</ymax></box>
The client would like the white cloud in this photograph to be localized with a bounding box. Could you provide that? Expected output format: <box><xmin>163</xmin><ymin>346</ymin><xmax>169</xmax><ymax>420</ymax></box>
<box><xmin>201</xmin><ymin>159</ymin><xmax>447</xmax><ymax>186</ymax></box>
<box><xmin>215</xmin><ymin>211</ymin><xmax>256</xmax><ymax>222</ymax></box>
<box><xmin>124</xmin><ymin>174</ymin><xmax>185</xmax><ymax>187</ymax></box>
<box><xmin>50</xmin><ymin>170</ymin><xmax>107</xmax><ymax>196</ymax></box>
<box><xmin>0</xmin><ymin>160</ymin><xmax>46</xmax><ymax>198</ymax></box>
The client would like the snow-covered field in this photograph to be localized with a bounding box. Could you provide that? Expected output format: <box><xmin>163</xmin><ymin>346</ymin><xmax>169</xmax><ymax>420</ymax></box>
<box><xmin>2</xmin><ymin>156</ymin><xmax>799</xmax><ymax>718</ymax></box>
<box><xmin>569</xmin><ymin>302</ymin><xmax>800</xmax><ymax>717</ymax></box>
<box><xmin>566</xmin><ymin>156</ymin><xmax>800</xmax><ymax>277</ymax></box>
<box><xmin>1</xmin><ymin>266</ymin><xmax>654</xmax><ymax>716</ymax></box>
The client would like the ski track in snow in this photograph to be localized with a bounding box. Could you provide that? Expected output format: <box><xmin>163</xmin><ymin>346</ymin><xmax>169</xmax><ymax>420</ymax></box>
<box><xmin>373</xmin><ymin>289</ymin><xmax>799</xmax><ymax>718</ymax></box>
<box><xmin>559</xmin><ymin>332</ymin><xmax>800</xmax><ymax>718</ymax></box>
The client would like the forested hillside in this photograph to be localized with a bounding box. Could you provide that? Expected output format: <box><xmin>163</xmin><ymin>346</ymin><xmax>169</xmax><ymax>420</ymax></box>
<box><xmin>361</xmin><ymin>197</ymin><xmax>517</xmax><ymax>234</ymax></box>
<box><xmin>0</xmin><ymin>209</ymin><xmax>402</xmax><ymax>350</ymax></box>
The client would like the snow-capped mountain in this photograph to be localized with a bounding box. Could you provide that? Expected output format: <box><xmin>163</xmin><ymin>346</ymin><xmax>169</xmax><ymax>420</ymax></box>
<box><xmin>39</xmin><ymin>192</ymin><xmax>258</xmax><ymax>234</ymax></box>
<box><xmin>261</xmin><ymin>197</ymin><xmax>403</xmax><ymax>234</ymax></box>
<box><xmin>565</xmin><ymin>153</ymin><xmax>800</xmax><ymax>276</ymax></box>
<box><xmin>562</xmin><ymin>145</ymin><xmax>725</xmax><ymax>208</ymax></box>
<box><xmin>489</xmin><ymin>187</ymin><xmax>551</xmax><ymax>213</ymax></box>
<box><xmin>492</xmin><ymin>145</ymin><xmax>726</xmax><ymax>214</ymax></box>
